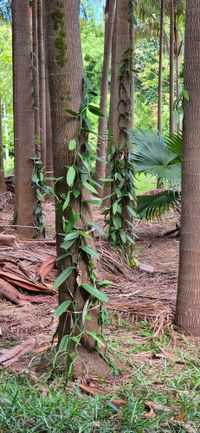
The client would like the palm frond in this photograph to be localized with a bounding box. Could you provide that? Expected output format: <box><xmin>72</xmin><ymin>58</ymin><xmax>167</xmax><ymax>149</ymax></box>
<box><xmin>130</xmin><ymin>130</ymin><xmax>181</xmax><ymax>187</ymax></box>
<box><xmin>137</xmin><ymin>190</ymin><xmax>181</xmax><ymax>220</ymax></box>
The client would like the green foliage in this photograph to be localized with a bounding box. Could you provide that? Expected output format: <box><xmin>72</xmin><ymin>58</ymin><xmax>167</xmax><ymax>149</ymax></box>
<box><xmin>54</xmin><ymin>78</ymin><xmax>111</xmax><ymax>378</ymax></box>
<box><xmin>131</xmin><ymin>130</ymin><xmax>182</xmax><ymax>220</ymax></box>
<box><xmin>138</xmin><ymin>189</ymin><xmax>181</xmax><ymax>220</ymax></box>
<box><xmin>131</xmin><ymin>130</ymin><xmax>182</xmax><ymax>188</ymax></box>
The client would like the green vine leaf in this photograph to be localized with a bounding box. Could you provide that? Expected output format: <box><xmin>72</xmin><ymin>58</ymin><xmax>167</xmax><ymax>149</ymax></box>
<box><xmin>67</xmin><ymin>166</ymin><xmax>76</xmax><ymax>186</ymax></box>
<box><xmin>83</xmin><ymin>181</ymin><xmax>98</xmax><ymax>195</ymax></box>
<box><xmin>82</xmin><ymin>283</ymin><xmax>108</xmax><ymax>302</ymax></box>
<box><xmin>88</xmin><ymin>104</ymin><xmax>104</xmax><ymax>117</ymax></box>
<box><xmin>68</xmin><ymin>139</ymin><xmax>77</xmax><ymax>151</ymax></box>
<box><xmin>65</xmin><ymin>108</ymin><xmax>79</xmax><ymax>117</ymax></box>
<box><xmin>60</xmin><ymin>239</ymin><xmax>76</xmax><ymax>251</ymax></box>
<box><xmin>64</xmin><ymin>231</ymin><xmax>80</xmax><ymax>241</ymax></box>
<box><xmin>80</xmin><ymin>245</ymin><xmax>100</xmax><ymax>259</ymax></box>
<box><xmin>54</xmin><ymin>267</ymin><xmax>74</xmax><ymax>289</ymax></box>
<box><xmin>54</xmin><ymin>300</ymin><xmax>72</xmax><ymax>317</ymax></box>
<box><xmin>86</xmin><ymin>331</ymin><xmax>105</xmax><ymax>347</ymax></box>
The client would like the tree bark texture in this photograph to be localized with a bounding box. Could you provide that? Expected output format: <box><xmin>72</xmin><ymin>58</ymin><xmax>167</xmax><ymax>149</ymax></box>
<box><xmin>38</xmin><ymin>0</ymin><xmax>47</xmax><ymax>168</ymax></box>
<box><xmin>32</xmin><ymin>0</ymin><xmax>40</xmax><ymax>151</ymax></box>
<box><xmin>158</xmin><ymin>0</ymin><xmax>164</xmax><ymax>133</ymax></box>
<box><xmin>12</xmin><ymin>0</ymin><xmax>37</xmax><ymax>238</ymax></box>
<box><xmin>169</xmin><ymin>0</ymin><xmax>175</xmax><ymax>134</ymax></box>
<box><xmin>0</xmin><ymin>98</ymin><xmax>6</xmax><ymax>193</ymax></box>
<box><xmin>176</xmin><ymin>0</ymin><xmax>200</xmax><ymax>336</ymax></box>
<box><xmin>95</xmin><ymin>0</ymin><xmax>116</xmax><ymax>196</ymax></box>
<box><xmin>174</xmin><ymin>11</ymin><xmax>182</xmax><ymax>131</ymax></box>
<box><xmin>44</xmin><ymin>2</ymin><xmax>53</xmax><ymax>181</ymax></box>
<box><xmin>46</xmin><ymin>0</ymin><xmax>101</xmax><ymax>351</ymax></box>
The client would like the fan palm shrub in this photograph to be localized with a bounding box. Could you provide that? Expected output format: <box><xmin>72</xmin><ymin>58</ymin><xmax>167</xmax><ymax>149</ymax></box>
<box><xmin>130</xmin><ymin>130</ymin><xmax>182</xmax><ymax>220</ymax></box>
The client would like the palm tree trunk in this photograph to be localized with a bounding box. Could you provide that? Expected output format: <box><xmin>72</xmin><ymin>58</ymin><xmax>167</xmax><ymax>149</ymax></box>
<box><xmin>12</xmin><ymin>0</ymin><xmax>37</xmax><ymax>238</ymax></box>
<box><xmin>32</xmin><ymin>0</ymin><xmax>40</xmax><ymax>152</ymax></box>
<box><xmin>46</xmin><ymin>0</ymin><xmax>107</xmax><ymax>372</ymax></box>
<box><xmin>44</xmin><ymin>2</ymin><xmax>53</xmax><ymax>182</ymax></box>
<box><xmin>169</xmin><ymin>0</ymin><xmax>174</xmax><ymax>134</ymax></box>
<box><xmin>109</xmin><ymin>0</ymin><xmax>134</xmax><ymax>235</ymax></box>
<box><xmin>38</xmin><ymin>0</ymin><xmax>46</xmax><ymax>169</ymax></box>
<box><xmin>158</xmin><ymin>0</ymin><xmax>164</xmax><ymax>133</ymax></box>
<box><xmin>176</xmin><ymin>0</ymin><xmax>200</xmax><ymax>336</ymax></box>
<box><xmin>174</xmin><ymin>12</ymin><xmax>182</xmax><ymax>131</ymax></box>
<box><xmin>95</xmin><ymin>0</ymin><xmax>116</xmax><ymax>196</ymax></box>
<box><xmin>0</xmin><ymin>98</ymin><xmax>6</xmax><ymax>193</ymax></box>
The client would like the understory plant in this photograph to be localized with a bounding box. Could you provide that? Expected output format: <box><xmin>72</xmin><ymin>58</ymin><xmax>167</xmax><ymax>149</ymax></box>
<box><xmin>130</xmin><ymin>130</ymin><xmax>182</xmax><ymax>220</ymax></box>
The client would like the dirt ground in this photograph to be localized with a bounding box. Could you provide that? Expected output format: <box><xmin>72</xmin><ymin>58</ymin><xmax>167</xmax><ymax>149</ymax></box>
<box><xmin>0</xmin><ymin>195</ymin><xmax>182</xmax><ymax>367</ymax></box>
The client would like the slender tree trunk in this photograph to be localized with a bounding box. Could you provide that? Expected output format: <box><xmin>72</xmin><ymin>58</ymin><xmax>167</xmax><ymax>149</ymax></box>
<box><xmin>95</xmin><ymin>0</ymin><xmax>116</xmax><ymax>195</ymax></box>
<box><xmin>0</xmin><ymin>98</ymin><xmax>6</xmax><ymax>193</ymax></box>
<box><xmin>44</xmin><ymin>2</ymin><xmax>53</xmax><ymax>182</ymax></box>
<box><xmin>169</xmin><ymin>0</ymin><xmax>175</xmax><ymax>134</ymax></box>
<box><xmin>12</xmin><ymin>0</ymin><xmax>37</xmax><ymax>238</ymax></box>
<box><xmin>158</xmin><ymin>0</ymin><xmax>164</xmax><ymax>133</ymax></box>
<box><xmin>109</xmin><ymin>0</ymin><xmax>134</xmax><ymax>238</ymax></box>
<box><xmin>176</xmin><ymin>0</ymin><xmax>200</xmax><ymax>336</ymax></box>
<box><xmin>174</xmin><ymin>12</ymin><xmax>182</xmax><ymax>131</ymax></box>
<box><xmin>32</xmin><ymin>0</ymin><xmax>40</xmax><ymax>152</ymax></box>
<box><xmin>46</xmin><ymin>0</ymin><xmax>108</xmax><ymax>373</ymax></box>
<box><xmin>103</xmin><ymin>12</ymin><xmax>117</xmax><ymax>208</ymax></box>
<box><xmin>38</xmin><ymin>0</ymin><xmax>46</xmax><ymax>168</ymax></box>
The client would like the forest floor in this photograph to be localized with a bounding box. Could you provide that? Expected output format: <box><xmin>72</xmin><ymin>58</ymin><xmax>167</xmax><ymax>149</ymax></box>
<box><xmin>0</xmin><ymin>194</ymin><xmax>199</xmax><ymax>433</ymax></box>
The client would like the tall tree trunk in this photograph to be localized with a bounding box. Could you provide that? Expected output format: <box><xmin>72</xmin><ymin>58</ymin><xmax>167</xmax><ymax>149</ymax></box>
<box><xmin>12</xmin><ymin>0</ymin><xmax>37</xmax><ymax>238</ymax></box>
<box><xmin>32</xmin><ymin>0</ymin><xmax>40</xmax><ymax>152</ymax></box>
<box><xmin>174</xmin><ymin>12</ymin><xmax>182</xmax><ymax>131</ymax></box>
<box><xmin>44</xmin><ymin>2</ymin><xmax>53</xmax><ymax>182</ymax></box>
<box><xmin>95</xmin><ymin>0</ymin><xmax>116</xmax><ymax>196</ymax></box>
<box><xmin>158</xmin><ymin>0</ymin><xmax>164</xmax><ymax>133</ymax></box>
<box><xmin>169</xmin><ymin>0</ymin><xmax>175</xmax><ymax>134</ymax></box>
<box><xmin>46</xmin><ymin>0</ymin><xmax>108</xmax><ymax>375</ymax></box>
<box><xmin>0</xmin><ymin>98</ymin><xmax>6</xmax><ymax>193</ymax></box>
<box><xmin>108</xmin><ymin>0</ymin><xmax>134</xmax><ymax>241</ymax></box>
<box><xmin>38</xmin><ymin>0</ymin><xmax>46</xmax><ymax>168</ymax></box>
<box><xmin>176</xmin><ymin>0</ymin><xmax>200</xmax><ymax>336</ymax></box>
<box><xmin>103</xmin><ymin>12</ymin><xmax>117</xmax><ymax>208</ymax></box>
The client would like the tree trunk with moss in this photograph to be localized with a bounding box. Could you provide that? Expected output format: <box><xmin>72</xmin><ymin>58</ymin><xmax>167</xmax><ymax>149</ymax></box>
<box><xmin>176</xmin><ymin>0</ymin><xmax>200</xmax><ymax>336</ymax></box>
<box><xmin>0</xmin><ymin>99</ymin><xmax>6</xmax><ymax>193</ymax></box>
<box><xmin>108</xmin><ymin>0</ymin><xmax>135</xmax><ymax>247</ymax></box>
<box><xmin>12</xmin><ymin>0</ymin><xmax>37</xmax><ymax>238</ymax></box>
<box><xmin>95</xmin><ymin>0</ymin><xmax>116</xmax><ymax>196</ymax></box>
<box><xmin>46</xmin><ymin>0</ymin><xmax>109</xmax><ymax>377</ymax></box>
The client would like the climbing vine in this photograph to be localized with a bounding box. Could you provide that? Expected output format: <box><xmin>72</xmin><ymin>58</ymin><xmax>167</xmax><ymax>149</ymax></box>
<box><xmin>31</xmin><ymin>155</ymin><xmax>53</xmax><ymax>237</ymax></box>
<box><xmin>104</xmin><ymin>43</ymin><xmax>137</xmax><ymax>262</ymax></box>
<box><xmin>52</xmin><ymin>79</ymin><xmax>111</xmax><ymax>379</ymax></box>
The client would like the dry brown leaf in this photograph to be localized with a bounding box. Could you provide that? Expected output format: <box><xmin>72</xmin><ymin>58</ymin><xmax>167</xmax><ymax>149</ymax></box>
<box><xmin>79</xmin><ymin>384</ymin><xmax>126</xmax><ymax>406</ymax></box>
<box><xmin>144</xmin><ymin>400</ymin><xmax>171</xmax><ymax>414</ymax></box>
<box><xmin>144</xmin><ymin>408</ymin><xmax>155</xmax><ymax>418</ymax></box>
<box><xmin>39</xmin><ymin>256</ymin><xmax>55</xmax><ymax>278</ymax></box>
<box><xmin>0</xmin><ymin>337</ymin><xmax>37</xmax><ymax>367</ymax></box>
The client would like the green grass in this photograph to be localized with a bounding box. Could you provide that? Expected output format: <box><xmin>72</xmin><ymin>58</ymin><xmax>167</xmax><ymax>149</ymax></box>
<box><xmin>0</xmin><ymin>320</ymin><xmax>199</xmax><ymax>433</ymax></box>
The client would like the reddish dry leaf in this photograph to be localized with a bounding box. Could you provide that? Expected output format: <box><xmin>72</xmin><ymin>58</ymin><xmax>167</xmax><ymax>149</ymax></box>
<box><xmin>0</xmin><ymin>278</ymin><xmax>29</xmax><ymax>305</ymax></box>
<box><xmin>144</xmin><ymin>408</ymin><xmax>155</xmax><ymax>418</ymax></box>
<box><xmin>144</xmin><ymin>400</ymin><xmax>171</xmax><ymax>414</ymax></box>
<box><xmin>0</xmin><ymin>337</ymin><xmax>37</xmax><ymax>367</ymax></box>
<box><xmin>39</xmin><ymin>256</ymin><xmax>55</xmax><ymax>278</ymax></box>
<box><xmin>0</xmin><ymin>269</ymin><xmax>54</xmax><ymax>293</ymax></box>
<box><xmin>0</xmin><ymin>235</ymin><xmax>15</xmax><ymax>246</ymax></box>
<box><xmin>18</xmin><ymin>294</ymin><xmax>54</xmax><ymax>304</ymax></box>
<box><xmin>79</xmin><ymin>384</ymin><xmax>126</xmax><ymax>406</ymax></box>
